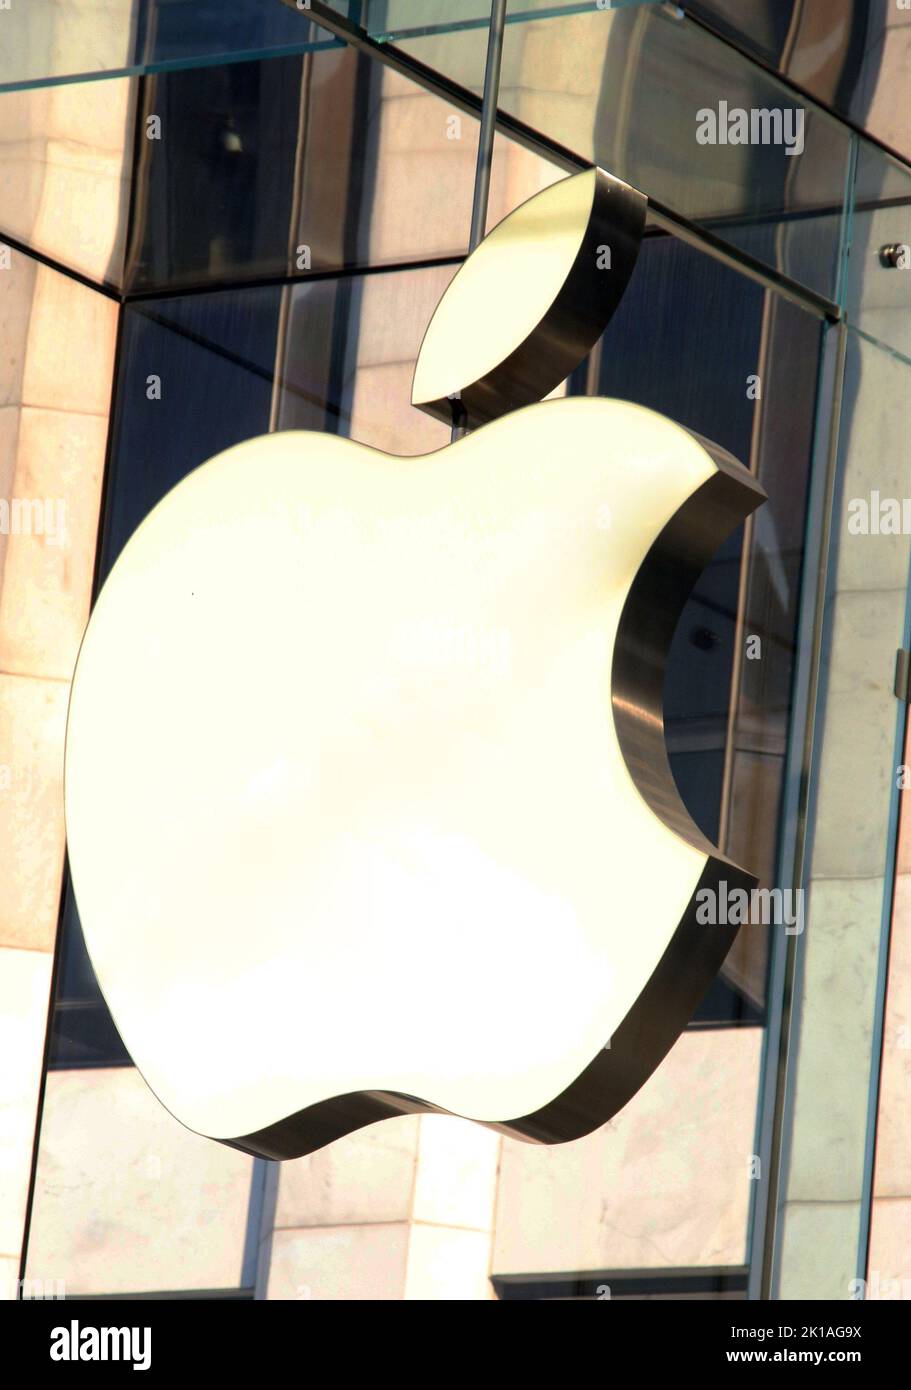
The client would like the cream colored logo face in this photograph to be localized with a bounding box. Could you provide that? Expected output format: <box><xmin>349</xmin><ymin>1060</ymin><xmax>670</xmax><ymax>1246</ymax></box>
<box><xmin>64</xmin><ymin>171</ymin><xmax>764</xmax><ymax>1159</ymax></box>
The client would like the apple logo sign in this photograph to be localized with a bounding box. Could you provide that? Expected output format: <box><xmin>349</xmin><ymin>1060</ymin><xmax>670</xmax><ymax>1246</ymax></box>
<box><xmin>64</xmin><ymin>168</ymin><xmax>765</xmax><ymax>1159</ymax></box>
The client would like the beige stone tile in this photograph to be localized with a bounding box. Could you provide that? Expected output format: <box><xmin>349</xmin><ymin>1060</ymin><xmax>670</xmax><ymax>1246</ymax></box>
<box><xmin>896</xmin><ymin>793</ymin><xmax>911</xmax><ymax>877</ymax></box>
<box><xmin>349</xmin><ymin>362</ymin><xmax>450</xmax><ymax>456</ymax></box>
<box><xmin>896</xmin><ymin>708</ymin><xmax>911</xmax><ymax>876</ymax></box>
<box><xmin>390</xmin><ymin>12</ymin><xmax>486</xmax><ymax>95</ymax></box>
<box><xmin>867</xmin><ymin>27</ymin><xmax>911</xmax><ymax>156</ymax></box>
<box><xmin>0</xmin><ymin>673</ymin><xmax>68</xmax><ymax>952</ymax></box>
<box><xmin>0</xmin><ymin>0</ymin><xmax>134</xmax><ymax>88</ymax></box>
<box><xmin>0</xmin><ymin>407</ymin><xmax>20</xmax><ymax>488</ymax></box>
<box><xmin>0</xmin><ymin>948</ymin><xmax>53</xmax><ymax>1258</ymax></box>
<box><xmin>871</xmin><ymin>874</ymin><xmax>911</xmax><ymax>1199</ymax></box>
<box><xmin>404</xmin><ymin>1222</ymin><xmax>493</xmax><ymax>1300</ymax></box>
<box><xmin>487</xmin><ymin>135</ymin><xmax>564</xmax><ymax>234</ymax></box>
<box><xmin>350</xmin><ymin>260</ymin><xmax>457</xmax><ymax>369</ymax></box>
<box><xmin>21</xmin><ymin>267</ymin><xmax>117</xmax><ymax>416</ymax></box>
<box><xmin>411</xmin><ymin>1115</ymin><xmax>500</xmax><ymax>1232</ymax></box>
<box><xmin>867</xmin><ymin>1198</ymin><xmax>911</xmax><ymax>1297</ymax></box>
<box><xmin>0</xmin><ymin>132</ymin><xmax>47</xmax><ymax>255</ymax></box>
<box><xmin>26</xmin><ymin>1068</ymin><xmax>254</xmax><ymax>1294</ymax></box>
<box><xmin>0</xmin><ymin>49</ymin><xmax>133</xmax><ymax>284</ymax></box>
<box><xmin>345</xmin><ymin>262</ymin><xmax>454</xmax><ymax>456</ymax></box>
<box><xmin>846</xmin><ymin>209</ymin><xmax>911</xmax><ymax>364</ymax></box>
<box><xmin>777</xmin><ymin>1201</ymin><xmax>861</xmax><ymax>1301</ymax></box>
<box><xmin>0</xmin><ymin>77</ymin><xmax>50</xmax><ymax>138</ymax></box>
<box><xmin>266</xmin><ymin>1224</ymin><xmax>409</xmax><ymax>1301</ymax></box>
<box><xmin>0</xmin><ymin>1255</ymin><xmax>19</xmax><ymax>1301</ymax></box>
<box><xmin>501</xmin><ymin>13</ymin><xmax>607</xmax><ymax>113</ymax></box>
<box><xmin>31</xmin><ymin>136</ymin><xmax>132</xmax><ymax>288</ymax></box>
<box><xmin>275</xmin><ymin>1116</ymin><xmax>419</xmax><ymax>1229</ymax></box>
<box><xmin>811</xmin><ymin>589</ymin><xmax>907</xmax><ymax>880</ymax></box>
<box><xmin>785</xmin><ymin>877</ymin><xmax>883</xmax><ymax>1203</ymax></box>
<box><xmin>44</xmin><ymin>67</ymin><xmax>134</xmax><ymax>155</ymax></box>
<box><xmin>493</xmin><ymin>1027</ymin><xmax>760</xmax><ymax>1275</ymax></box>
<box><xmin>828</xmin><ymin>338</ymin><xmax>911</xmax><ymax>592</ymax></box>
<box><xmin>41</xmin><ymin>0</ymin><xmax>136</xmax><ymax>68</ymax></box>
<box><xmin>0</xmin><ymin>407</ymin><xmax>107</xmax><ymax>680</ymax></box>
<box><xmin>0</xmin><ymin>408</ymin><xmax>21</xmax><ymax>585</ymax></box>
<box><xmin>365</xmin><ymin>76</ymin><xmax>475</xmax><ymax>264</ymax></box>
<box><xmin>0</xmin><ymin>252</ymin><xmax>38</xmax><ymax>408</ymax></box>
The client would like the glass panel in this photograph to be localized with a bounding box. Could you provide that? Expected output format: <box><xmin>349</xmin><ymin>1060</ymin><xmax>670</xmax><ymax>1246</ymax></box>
<box><xmin>26</xmin><ymin>1065</ymin><xmax>256</xmax><ymax>1296</ymax></box>
<box><xmin>0</xmin><ymin>247</ymin><xmax>116</xmax><ymax>941</ymax></box>
<box><xmin>47</xmin><ymin>886</ymin><xmax>130</xmax><ymax>1070</ymax></box>
<box><xmin>35</xmin><ymin>203</ymin><xmax>826</xmax><ymax>1294</ymax></box>
<box><xmin>687</xmin><ymin>2</ymin><xmax>911</xmax><ymax>171</ymax></box>
<box><xmin>123</xmin><ymin>47</ymin><xmax>479</xmax><ymax>294</ymax></box>
<box><xmin>28</xmin><ymin>272</ymin><xmax>277</xmax><ymax>1295</ymax></box>
<box><xmin>1</xmin><ymin>0</ymin><xmax>570</xmax><ymax>95</ymax></box>
<box><xmin>0</xmin><ymin>0</ymin><xmax>664</xmax><ymax>95</ymax></box>
<box><xmin>846</xmin><ymin>138</ymin><xmax>911</xmax><ymax>361</ymax></box>
<box><xmin>0</xmin><ymin>73</ymin><xmax>136</xmax><ymax>288</ymax></box>
<box><xmin>592</xmin><ymin>232</ymin><xmax>822</xmax><ymax>1017</ymax></box>
<box><xmin>773</xmin><ymin>327</ymin><xmax>911</xmax><ymax>1300</ymax></box>
<box><xmin>366</xmin><ymin>0</ymin><xmax>660</xmax><ymax>43</ymax></box>
<box><xmin>1</xmin><ymin>6</ymin><xmax>859</xmax><ymax>306</ymax></box>
<box><xmin>0</xmin><ymin>239</ymin><xmax>116</xmax><ymax>1298</ymax></box>
<box><xmin>394</xmin><ymin>1</ymin><xmax>852</xmax><ymax>305</ymax></box>
<box><xmin>0</xmin><ymin>4</ymin><xmax>335</xmax><ymax>93</ymax></box>
<box><xmin>31</xmin><ymin>260</ymin><xmax>450</xmax><ymax>1297</ymax></box>
<box><xmin>489</xmin><ymin>223</ymin><xmax>825</xmax><ymax>1292</ymax></box>
<box><xmin>0</xmin><ymin>39</ymin><xmax>484</xmax><ymax>292</ymax></box>
<box><xmin>19</xmin><ymin>9</ymin><xmax>862</xmax><ymax>1298</ymax></box>
<box><xmin>775</xmin><ymin>127</ymin><xmax>911</xmax><ymax>1303</ymax></box>
<box><xmin>867</xmin><ymin>714</ymin><xmax>911</xmax><ymax>1302</ymax></box>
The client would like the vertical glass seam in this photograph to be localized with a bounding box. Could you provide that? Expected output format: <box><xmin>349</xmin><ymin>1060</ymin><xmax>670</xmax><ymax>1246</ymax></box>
<box><xmin>856</xmin><ymin>549</ymin><xmax>911</xmax><ymax>1288</ymax></box>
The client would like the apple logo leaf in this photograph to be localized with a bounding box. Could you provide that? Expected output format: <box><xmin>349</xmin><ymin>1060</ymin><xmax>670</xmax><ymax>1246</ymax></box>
<box><xmin>412</xmin><ymin>166</ymin><xmax>647</xmax><ymax>429</ymax></box>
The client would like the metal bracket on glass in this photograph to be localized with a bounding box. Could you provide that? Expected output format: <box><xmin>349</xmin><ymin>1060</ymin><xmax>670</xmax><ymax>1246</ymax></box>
<box><xmin>880</xmin><ymin>243</ymin><xmax>911</xmax><ymax>270</ymax></box>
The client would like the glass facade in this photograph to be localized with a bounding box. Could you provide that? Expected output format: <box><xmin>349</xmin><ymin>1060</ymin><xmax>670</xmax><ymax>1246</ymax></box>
<box><xmin>1</xmin><ymin>0</ymin><xmax>910</xmax><ymax>1307</ymax></box>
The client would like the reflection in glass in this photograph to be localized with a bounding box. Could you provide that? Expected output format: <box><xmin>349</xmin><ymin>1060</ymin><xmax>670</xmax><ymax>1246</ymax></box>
<box><xmin>773</xmin><ymin>329</ymin><xmax>911</xmax><ymax>1300</ymax></box>
<box><xmin>0</xmin><ymin>3</ymin><xmax>330</xmax><ymax>92</ymax></box>
<box><xmin>0</xmin><ymin>75</ymin><xmax>135</xmax><ymax>287</ymax></box>
<box><xmin>394</xmin><ymin>2</ymin><xmax>852</xmax><ymax>303</ymax></box>
<box><xmin>124</xmin><ymin>48</ymin><xmax>478</xmax><ymax>293</ymax></box>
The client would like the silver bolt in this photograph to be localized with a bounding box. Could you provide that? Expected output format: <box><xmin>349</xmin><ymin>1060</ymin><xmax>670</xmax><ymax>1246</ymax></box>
<box><xmin>880</xmin><ymin>243</ymin><xmax>911</xmax><ymax>269</ymax></box>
